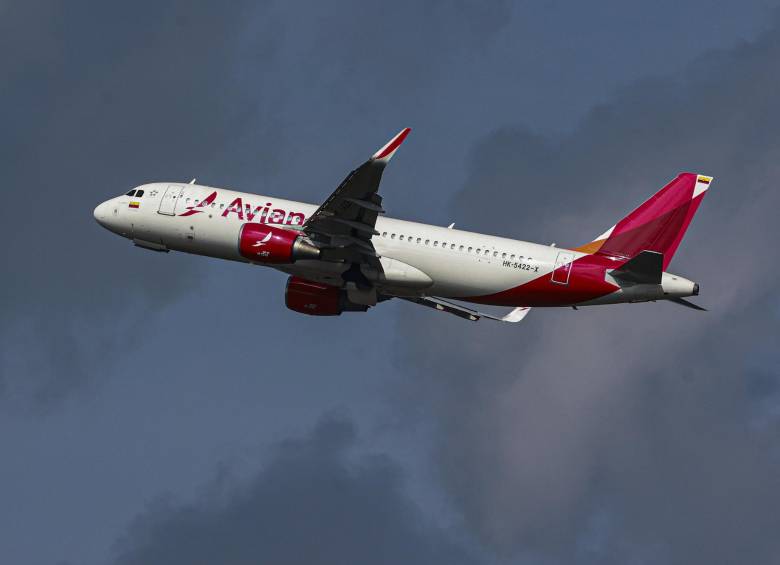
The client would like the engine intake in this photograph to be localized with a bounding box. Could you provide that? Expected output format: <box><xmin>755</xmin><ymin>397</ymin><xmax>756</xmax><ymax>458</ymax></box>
<box><xmin>239</xmin><ymin>224</ymin><xmax>320</xmax><ymax>264</ymax></box>
<box><xmin>285</xmin><ymin>276</ymin><xmax>368</xmax><ymax>316</ymax></box>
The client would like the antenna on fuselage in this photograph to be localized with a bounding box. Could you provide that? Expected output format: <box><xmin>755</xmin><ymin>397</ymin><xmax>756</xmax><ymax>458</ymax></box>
<box><xmin>447</xmin><ymin>223</ymin><xmax>455</xmax><ymax>229</ymax></box>
<box><xmin>189</xmin><ymin>178</ymin><xmax>197</xmax><ymax>184</ymax></box>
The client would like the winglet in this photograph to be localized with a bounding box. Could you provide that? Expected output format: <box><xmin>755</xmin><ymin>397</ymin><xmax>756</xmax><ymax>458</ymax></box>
<box><xmin>372</xmin><ymin>128</ymin><xmax>411</xmax><ymax>162</ymax></box>
<box><xmin>501</xmin><ymin>307</ymin><xmax>531</xmax><ymax>323</ymax></box>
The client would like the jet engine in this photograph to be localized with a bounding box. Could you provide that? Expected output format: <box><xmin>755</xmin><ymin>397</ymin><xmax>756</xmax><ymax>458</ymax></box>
<box><xmin>285</xmin><ymin>276</ymin><xmax>369</xmax><ymax>316</ymax></box>
<box><xmin>239</xmin><ymin>223</ymin><xmax>320</xmax><ymax>264</ymax></box>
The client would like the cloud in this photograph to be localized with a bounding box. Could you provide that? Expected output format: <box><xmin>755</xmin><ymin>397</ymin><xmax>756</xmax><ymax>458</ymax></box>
<box><xmin>111</xmin><ymin>415</ymin><xmax>477</xmax><ymax>565</ymax></box>
<box><xmin>0</xmin><ymin>1</ymin><xmax>283</xmax><ymax>405</ymax></box>
<box><xmin>393</xmin><ymin>18</ymin><xmax>780</xmax><ymax>565</ymax></box>
<box><xmin>0</xmin><ymin>0</ymin><xmax>514</xmax><ymax>407</ymax></box>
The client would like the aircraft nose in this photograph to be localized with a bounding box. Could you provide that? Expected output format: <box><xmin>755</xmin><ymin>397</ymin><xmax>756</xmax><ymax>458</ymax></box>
<box><xmin>93</xmin><ymin>201</ymin><xmax>108</xmax><ymax>226</ymax></box>
<box><xmin>93</xmin><ymin>198</ymin><xmax>129</xmax><ymax>237</ymax></box>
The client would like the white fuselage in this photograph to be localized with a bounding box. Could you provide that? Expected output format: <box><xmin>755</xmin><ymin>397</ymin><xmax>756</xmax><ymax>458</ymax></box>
<box><xmin>93</xmin><ymin>182</ymin><xmax>697</xmax><ymax>307</ymax></box>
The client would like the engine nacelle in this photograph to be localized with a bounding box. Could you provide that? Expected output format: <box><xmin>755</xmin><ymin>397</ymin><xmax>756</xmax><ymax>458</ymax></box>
<box><xmin>239</xmin><ymin>224</ymin><xmax>320</xmax><ymax>264</ymax></box>
<box><xmin>285</xmin><ymin>276</ymin><xmax>368</xmax><ymax>316</ymax></box>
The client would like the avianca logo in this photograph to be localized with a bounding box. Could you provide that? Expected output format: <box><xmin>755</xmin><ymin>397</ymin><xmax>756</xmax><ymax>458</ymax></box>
<box><xmin>252</xmin><ymin>232</ymin><xmax>273</xmax><ymax>248</ymax></box>
<box><xmin>253</xmin><ymin>232</ymin><xmax>273</xmax><ymax>258</ymax></box>
<box><xmin>178</xmin><ymin>191</ymin><xmax>217</xmax><ymax>217</ymax></box>
<box><xmin>177</xmin><ymin>191</ymin><xmax>306</xmax><ymax>226</ymax></box>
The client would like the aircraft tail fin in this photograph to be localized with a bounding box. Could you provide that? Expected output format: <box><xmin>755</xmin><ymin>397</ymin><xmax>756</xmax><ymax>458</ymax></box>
<box><xmin>575</xmin><ymin>173</ymin><xmax>711</xmax><ymax>269</ymax></box>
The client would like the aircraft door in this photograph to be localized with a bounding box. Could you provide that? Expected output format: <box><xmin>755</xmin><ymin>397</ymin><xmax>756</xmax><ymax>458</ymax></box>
<box><xmin>158</xmin><ymin>184</ymin><xmax>183</xmax><ymax>215</ymax></box>
<box><xmin>551</xmin><ymin>251</ymin><xmax>575</xmax><ymax>285</ymax></box>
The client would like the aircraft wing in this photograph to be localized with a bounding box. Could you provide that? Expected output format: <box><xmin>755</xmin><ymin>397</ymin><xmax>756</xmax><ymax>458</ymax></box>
<box><xmin>401</xmin><ymin>296</ymin><xmax>531</xmax><ymax>323</ymax></box>
<box><xmin>303</xmin><ymin>128</ymin><xmax>410</xmax><ymax>263</ymax></box>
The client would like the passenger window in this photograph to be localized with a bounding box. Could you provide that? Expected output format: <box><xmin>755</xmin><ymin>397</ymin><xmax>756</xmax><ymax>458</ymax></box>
<box><xmin>434</xmin><ymin>241</ymin><xmax>438</xmax><ymax>247</ymax></box>
<box><xmin>476</xmin><ymin>248</ymin><xmax>481</xmax><ymax>254</ymax></box>
<box><xmin>502</xmin><ymin>253</ymin><xmax>507</xmax><ymax>259</ymax></box>
<box><xmin>510</xmin><ymin>254</ymin><xmax>516</xmax><ymax>260</ymax></box>
<box><xmin>493</xmin><ymin>251</ymin><xmax>498</xmax><ymax>257</ymax></box>
<box><xmin>450</xmin><ymin>243</ymin><xmax>455</xmax><ymax>249</ymax></box>
<box><xmin>382</xmin><ymin>232</ymin><xmax>387</xmax><ymax>237</ymax></box>
<box><xmin>220</xmin><ymin>203</ymin><xmax>225</xmax><ymax>209</ymax></box>
<box><xmin>468</xmin><ymin>247</ymin><xmax>473</xmax><ymax>253</ymax></box>
<box><xmin>136</xmin><ymin>190</ymin><xmax>144</xmax><ymax>197</ymax></box>
<box><xmin>425</xmin><ymin>239</ymin><xmax>430</xmax><ymax>245</ymax></box>
<box><xmin>399</xmin><ymin>235</ymin><xmax>405</xmax><ymax>241</ymax></box>
<box><xmin>459</xmin><ymin>245</ymin><xmax>464</xmax><ymax>251</ymax></box>
<box><xmin>391</xmin><ymin>233</ymin><xmax>396</xmax><ymax>239</ymax></box>
<box><xmin>125</xmin><ymin>190</ymin><xmax>136</xmax><ymax>196</ymax></box>
<box><xmin>417</xmin><ymin>238</ymin><xmax>421</xmax><ymax>244</ymax></box>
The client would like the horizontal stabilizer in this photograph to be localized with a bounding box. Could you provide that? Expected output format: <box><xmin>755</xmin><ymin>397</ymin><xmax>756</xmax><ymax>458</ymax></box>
<box><xmin>668</xmin><ymin>297</ymin><xmax>707</xmax><ymax>311</ymax></box>
<box><xmin>611</xmin><ymin>250</ymin><xmax>663</xmax><ymax>285</ymax></box>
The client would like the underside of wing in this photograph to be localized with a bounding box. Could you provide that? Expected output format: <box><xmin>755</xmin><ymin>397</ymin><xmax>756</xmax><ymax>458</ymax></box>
<box><xmin>400</xmin><ymin>296</ymin><xmax>531</xmax><ymax>323</ymax></box>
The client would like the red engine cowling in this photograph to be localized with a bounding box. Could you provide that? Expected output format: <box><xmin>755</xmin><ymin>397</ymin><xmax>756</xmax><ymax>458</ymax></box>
<box><xmin>239</xmin><ymin>223</ymin><xmax>320</xmax><ymax>264</ymax></box>
<box><xmin>285</xmin><ymin>276</ymin><xmax>368</xmax><ymax>316</ymax></box>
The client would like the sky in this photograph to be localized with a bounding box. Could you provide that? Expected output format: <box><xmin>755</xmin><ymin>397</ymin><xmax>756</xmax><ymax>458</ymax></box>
<box><xmin>1</xmin><ymin>1</ymin><xmax>779</xmax><ymax>564</ymax></box>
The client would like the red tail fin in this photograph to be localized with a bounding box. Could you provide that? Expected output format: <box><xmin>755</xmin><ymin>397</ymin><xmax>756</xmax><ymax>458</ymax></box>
<box><xmin>575</xmin><ymin>173</ymin><xmax>711</xmax><ymax>269</ymax></box>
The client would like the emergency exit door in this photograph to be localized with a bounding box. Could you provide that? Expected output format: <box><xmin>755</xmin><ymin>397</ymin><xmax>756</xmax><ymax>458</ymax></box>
<box><xmin>551</xmin><ymin>251</ymin><xmax>575</xmax><ymax>285</ymax></box>
<box><xmin>158</xmin><ymin>184</ymin><xmax>183</xmax><ymax>215</ymax></box>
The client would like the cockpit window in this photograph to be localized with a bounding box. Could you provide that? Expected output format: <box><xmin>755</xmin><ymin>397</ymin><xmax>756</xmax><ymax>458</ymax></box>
<box><xmin>135</xmin><ymin>189</ymin><xmax>144</xmax><ymax>197</ymax></box>
<box><xmin>125</xmin><ymin>189</ymin><xmax>136</xmax><ymax>196</ymax></box>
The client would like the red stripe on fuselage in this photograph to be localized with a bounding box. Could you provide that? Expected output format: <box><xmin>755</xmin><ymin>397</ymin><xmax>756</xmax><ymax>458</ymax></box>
<box><xmin>464</xmin><ymin>253</ymin><xmax>620</xmax><ymax>307</ymax></box>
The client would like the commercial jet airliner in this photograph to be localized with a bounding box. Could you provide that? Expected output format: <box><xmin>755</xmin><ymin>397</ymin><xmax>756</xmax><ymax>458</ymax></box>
<box><xmin>93</xmin><ymin>129</ymin><xmax>709</xmax><ymax>322</ymax></box>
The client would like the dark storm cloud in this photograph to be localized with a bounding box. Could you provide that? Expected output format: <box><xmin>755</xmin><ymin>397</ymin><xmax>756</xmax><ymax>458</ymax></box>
<box><xmin>0</xmin><ymin>1</ymin><xmax>281</xmax><ymax>404</ymax></box>
<box><xmin>394</xmin><ymin>19</ymin><xmax>780</xmax><ymax>565</ymax></box>
<box><xmin>292</xmin><ymin>0</ymin><xmax>511</xmax><ymax>100</ymax></box>
<box><xmin>4</xmin><ymin>2</ymin><xmax>778</xmax><ymax>565</ymax></box>
<box><xmin>111</xmin><ymin>415</ymin><xmax>477</xmax><ymax>565</ymax></box>
<box><xmin>0</xmin><ymin>0</ymin><xmax>512</xmax><ymax>406</ymax></box>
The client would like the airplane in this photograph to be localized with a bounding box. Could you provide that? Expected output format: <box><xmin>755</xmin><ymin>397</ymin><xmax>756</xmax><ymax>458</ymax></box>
<box><xmin>93</xmin><ymin>128</ymin><xmax>710</xmax><ymax>323</ymax></box>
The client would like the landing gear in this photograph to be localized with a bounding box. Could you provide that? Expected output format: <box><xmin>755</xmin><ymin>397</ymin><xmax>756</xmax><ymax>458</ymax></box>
<box><xmin>341</xmin><ymin>262</ymin><xmax>372</xmax><ymax>290</ymax></box>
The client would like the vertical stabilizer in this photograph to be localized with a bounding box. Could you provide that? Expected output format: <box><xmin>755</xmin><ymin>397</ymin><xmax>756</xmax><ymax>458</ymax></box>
<box><xmin>575</xmin><ymin>173</ymin><xmax>711</xmax><ymax>269</ymax></box>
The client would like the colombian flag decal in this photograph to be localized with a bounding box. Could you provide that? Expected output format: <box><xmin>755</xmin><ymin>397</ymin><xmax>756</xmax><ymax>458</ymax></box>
<box><xmin>129</xmin><ymin>201</ymin><xmax>140</xmax><ymax>209</ymax></box>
